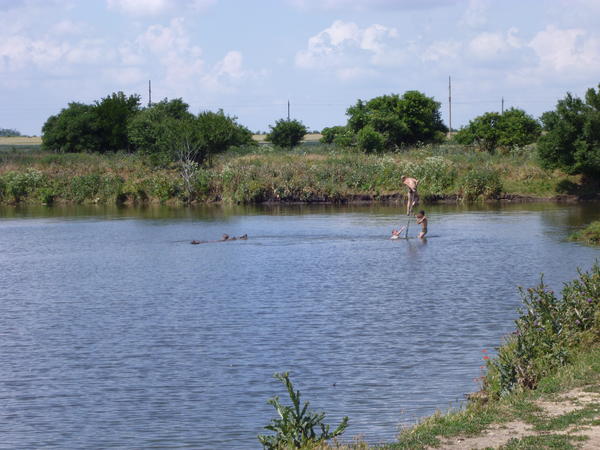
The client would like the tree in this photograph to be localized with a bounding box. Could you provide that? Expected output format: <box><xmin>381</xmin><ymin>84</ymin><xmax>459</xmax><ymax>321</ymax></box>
<box><xmin>320</xmin><ymin>126</ymin><xmax>347</xmax><ymax>144</ymax></box>
<box><xmin>538</xmin><ymin>85</ymin><xmax>600</xmax><ymax>176</ymax></box>
<box><xmin>129</xmin><ymin>103</ymin><xmax>253</xmax><ymax>165</ymax></box>
<box><xmin>93</xmin><ymin>91</ymin><xmax>141</xmax><ymax>152</ymax></box>
<box><xmin>356</xmin><ymin>125</ymin><xmax>385</xmax><ymax>153</ymax></box>
<box><xmin>42</xmin><ymin>102</ymin><xmax>101</xmax><ymax>152</ymax></box>
<box><xmin>346</xmin><ymin>91</ymin><xmax>447</xmax><ymax>150</ymax></box>
<box><xmin>266</xmin><ymin>119</ymin><xmax>307</xmax><ymax>149</ymax></box>
<box><xmin>128</xmin><ymin>98</ymin><xmax>194</xmax><ymax>156</ymax></box>
<box><xmin>455</xmin><ymin>108</ymin><xmax>541</xmax><ymax>153</ymax></box>
<box><xmin>0</xmin><ymin>128</ymin><xmax>22</xmax><ymax>137</ymax></box>
<box><xmin>42</xmin><ymin>92</ymin><xmax>141</xmax><ymax>153</ymax></box>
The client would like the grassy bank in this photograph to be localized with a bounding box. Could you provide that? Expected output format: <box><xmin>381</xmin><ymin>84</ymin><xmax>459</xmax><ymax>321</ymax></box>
<box><xmin>383</xmin><ymin>263</ymin><xmax>600</xmax><ymax>450</ymax></box>
<box><xmin>0</xmin><ymin>142</ymin><xmax>586</xmax><ymax>206</ymax></box>
<box><xmin>570</xmin><ymin>222</ymin><xmax>600</xmax><ymax>246</ymax></box>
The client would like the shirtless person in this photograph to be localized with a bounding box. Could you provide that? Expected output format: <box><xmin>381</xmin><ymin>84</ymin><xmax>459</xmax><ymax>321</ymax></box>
<box><xmin>401</xmin><ymin>175</ymin><xmax>419</xmax><ymax>216</ymax></box>
<box><xmin>416</xmin><ymin>210</ymin><xmax>428</xmax><ymax>239</ymax></box>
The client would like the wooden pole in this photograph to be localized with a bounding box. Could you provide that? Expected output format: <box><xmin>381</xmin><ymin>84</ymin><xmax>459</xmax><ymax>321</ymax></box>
<box><xmin>148</xmin><ymin>80</ymin><xmax>152</xmax><ymax>107</ymax></box>
<box><xmin>448</xmin><ymin>76</ymin><xmax>452</xmax><ymax>132</ymax></box>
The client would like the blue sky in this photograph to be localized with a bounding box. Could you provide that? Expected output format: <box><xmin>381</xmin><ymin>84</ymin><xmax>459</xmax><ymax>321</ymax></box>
<box><xmin>1</xmin><ymin>0</ymin><xmax>599</xmax><ymax>135</ymax></box>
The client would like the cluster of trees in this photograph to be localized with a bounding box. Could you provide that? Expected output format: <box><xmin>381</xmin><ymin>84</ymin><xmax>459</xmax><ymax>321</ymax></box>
<box><xmin>0</xmin><ymin>128</ymin><xmax>22</xmax><ymax>137</ymax></box>
<box><xmin>321</xmin><ymin>91</ymin><xmax>448</xmax><ymax>152</ymax></box>
<box><xmin>42</xmin><ymin>93</ymin><xmax>254</xmax><ymax>165</ymax></box>
<box><xmin>40</xmin><ymin>83</ymin><xmax>600</xmax><ymax>178</ymax></box>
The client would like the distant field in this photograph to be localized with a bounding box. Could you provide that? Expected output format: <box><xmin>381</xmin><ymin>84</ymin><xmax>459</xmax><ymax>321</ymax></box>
<box><xmin>0</xmin><ymin>136</ymin><xmax>42</xmax><ymax>146</ymax></box>
<box><xmin>253</xmin><ymin>133</ymin><xmax>322</xmax><ymax>142</ymax></box>
<box><xmin>0</xmin><ymin>135</ymin><xmax>324</xmax><ymax>145</ymax></box>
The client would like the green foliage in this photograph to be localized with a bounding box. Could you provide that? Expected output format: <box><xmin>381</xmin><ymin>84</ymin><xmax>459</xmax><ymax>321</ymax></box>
<box><xmin>258</xmin><ymin>372</ymin><xmax>349</xmax><ymax>449</ymax></box>
<box><xmin>128</xmin><ymin>103</ymin><xmax>253</xmax><ymax>166</ymax></box>
<box><xmin>538</xmin><ymin>84</ymin><xmax>600</xmax><ymax>176</ymax></box>
<box><xmin>42</xmin><ymin>102</ymin><xmax>101</xmax><ymax>153</ymax></box>
<box><xmin>459</xmin><ymin>168</ymin><xmax>503</xmax><ymax>200</ymax></box>
<box><xmin>93</xmin><ymin>92</ymin><xmax>141</xmax><ymax>152</ymax></box>
<box><xmin>267</xmin><ymin>119</ymin><xmax>308</xmax><ymax>149</ymax></box>
<box><xmin>346</xmin><ymin>91</ymin><xmax>447</xmax><ymax>150</ymax></box>
<box><xmin>569</xmin><ymin>221</ymin><xmax>600</xmax><ymax>246</ymax></box>
<box><xmin>455</xmin><ymin>108</ymin><xmax>541</xmax><ymax>153</ymax></box>
<box><xmin>128</xmin><ymin>98</ymin><xmax>193</xmax><ymax>157</ymax></box>
<box><xmin>356</xmin><ymin>125</ymin><xmax>385</xmax><ymax>153</ymax></box>
<box><xmin>320</xmin><ymin>126</ymin><xmax>347</xmax><ymax>144</ymax></box>
<box><xmin>0</xmin><ymin>169</ymin><xmax>46</xmax><ymax>202</ymax></box>
<box><xmin>42</xmin><ymin>92</ymin><xmax>141</xmax><ymax>153</ymax></box>
<box><xmin>485</xmin><ymin>264</ymin><xmax>600</xmax><ymax>397</ymax></box>
<box><xmin>0</xmin><ymin>128</ymin><xmax>22</xmax><ymax>137</ymax></box>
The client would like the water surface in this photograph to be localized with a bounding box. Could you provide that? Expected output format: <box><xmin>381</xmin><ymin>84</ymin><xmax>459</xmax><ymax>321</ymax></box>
<box><xmin>1</xmin><ymin>202</ymin><xmax>599</xmax><ymax>448</ymax></box>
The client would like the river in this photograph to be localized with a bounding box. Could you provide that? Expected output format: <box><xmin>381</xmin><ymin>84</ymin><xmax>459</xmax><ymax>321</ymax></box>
<box><xmin>1</xmin><ymin>202</ymin><xmax>599</xmax><ymax>448</ymax></box>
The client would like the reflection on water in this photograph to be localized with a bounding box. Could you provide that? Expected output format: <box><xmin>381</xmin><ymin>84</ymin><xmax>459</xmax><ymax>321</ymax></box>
<box><xmin>0</xmin><ymin>202</ymin><xmax>599</xmax><ymax>449</ymax></box>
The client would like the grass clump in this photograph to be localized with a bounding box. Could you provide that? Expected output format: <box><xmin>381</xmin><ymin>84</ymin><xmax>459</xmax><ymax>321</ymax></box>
<box><xmin>569</xmin><ymin>221</ymin><xmax>600</xmax><ymax>246</ymax></box>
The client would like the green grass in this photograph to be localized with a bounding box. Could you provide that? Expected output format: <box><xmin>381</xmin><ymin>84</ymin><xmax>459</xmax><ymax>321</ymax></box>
<box><xmin>569</xmin><ymin>221</ymin><xmax>600</xmax><ymax>246</ymax></box>
<box><xmin>0</xmin><ymin>142</ymin><xmax>585</xmax><ymax>205</ymax></box>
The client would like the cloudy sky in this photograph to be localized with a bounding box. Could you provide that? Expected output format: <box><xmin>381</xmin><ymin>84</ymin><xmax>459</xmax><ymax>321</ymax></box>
<box><xmin>1</xmin><ymin>0</ymin><xmax>599</xmax><ymax>135</ymax></box>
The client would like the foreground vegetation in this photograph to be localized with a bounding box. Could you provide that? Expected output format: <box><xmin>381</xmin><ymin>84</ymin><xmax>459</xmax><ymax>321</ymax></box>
<box><xmin>0</xmin><ymin>141</ymin><xmax>585</xmax><ymax>206</ymax></box>
<box><xmin>570</xmin><ymin>221</ymin><xmax>600</xmax><ymax>246</ymax></box>
<box><xmin>256</xmin><ymin>265</ymin><xmax>600</xmax><ymax>449</ymax></box>
<box><xmin>388</xmin><ymin>263</ymin><xmax>600</xmax><ymax>449</ymax></box>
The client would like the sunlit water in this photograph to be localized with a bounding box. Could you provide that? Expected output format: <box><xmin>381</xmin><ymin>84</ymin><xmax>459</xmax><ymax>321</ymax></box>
<box><xmin>1</xmin><ymin>202</ymin><xmax>599</xmax><ymax>448</ymax></box>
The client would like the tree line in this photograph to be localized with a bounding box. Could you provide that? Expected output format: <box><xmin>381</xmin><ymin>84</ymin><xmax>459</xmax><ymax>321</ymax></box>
<box><xmin>41</xmin><ymin>83</ymin><xmax>600</xmax><ymax>177</ymax></box>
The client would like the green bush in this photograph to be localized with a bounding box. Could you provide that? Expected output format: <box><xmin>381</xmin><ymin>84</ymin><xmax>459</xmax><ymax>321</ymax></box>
<box><xmin>455</xmin><ymin>108</ymin><xmax>541</xmax><ymax>153</ymax></box>
<box><xmin>258</xmin><ymin>372</ymin><xmax>349</xmax><ymax>449</ymax></box>
<box><xmin>538</xmin><ymin>84</ymin><xmax>600</xmax><ymax>176</ymax></box>
<box><xmin>356</xmin><ymin>125</ymin><xmax>385</xmax><ymax>153</ymax></box>
<box><xmin>320</xmin><ymin>126</ymin><xmax>347</xmax><ymax>144</ymax></box>
<box><xmin>42</xmin><ymin>92</ymin><xmax>141</xmax><ymax>153</ymax></box>
<box><xmin>460</xmin><ymin>168</ymin><xmax>502</xmax><ymax>200</ymax></box>
<box><xmin>346</xmin><ymin>91</ymin><xmax>447</xmax><ymax>150</ymax></box>
<box><xmin>486</xmin><ymin>264</ymin><xmax>600</xmax><ymax>397</ymax></box>
<box><xmin>266</xmin><ymin>119</ymin><xmax>308</xmax><ymax>149</ymax></box>
<box><xmin>0</xmin><ymin>169</ymin><xmax>47</xmax><ymax>202</ymax></box>
<box><xmin>569</xmin><ymin>221</ymin><xmax>600</xmax><ymax>246</ymax></box>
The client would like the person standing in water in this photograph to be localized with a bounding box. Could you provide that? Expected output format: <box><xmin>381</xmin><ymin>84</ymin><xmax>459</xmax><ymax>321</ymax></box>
<box><xmin>416</xmin><ymin>210</ymin><xmax>428</xmax><ymax>239</ymax></box>
<box><xmin>401</xmin><ymin>175</ymin><xmax>419</xmax><ymax>216</ymax></box>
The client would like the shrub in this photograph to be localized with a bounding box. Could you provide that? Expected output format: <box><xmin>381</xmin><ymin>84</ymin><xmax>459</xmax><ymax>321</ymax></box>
<box><xmin>258</xmin><ymin>372</ymin><xmax>349</xmax><ymax>449</ymax></box>
<box><xmin>569</xmin><ymin>221</ymin><xmax>600</xmax><ymax>246</ymax></box>
<box><xmin>266</xmin><ymin>119</ymin><xmax>308</xmax><ymax>149</ymax></box>
<box><xmin>356</xmin><ymin>125</ymin><xmax>385</xmax><ymax>153</ymax></box>
<box><xmin>486</xmin><ymin>264</ymin><xmax>600</xmax><ymax>397</ymax></box>
<box><xmin>320</xmin><ymin>126</ymin><xmax>347</xmax><ymax>144</ymax></box>
<box><xmin>42</xmin><ymin>92</ymin><xmax>141</xmax><ymax>153</ymax></box>
<box><xmin>455</xmin><ymin>108</ymin><xmax>541</xmax><ymax>153</ymax></box>
<box><xmin>346</xmin><ymin>91</ymin><xmax>447</xmax><ymax>150</ymax></box>
<box><xmin>460</xmin><ymin>168</ymin><xmax>502</xmax><ymax>200</ymax></box>
<box><xmin>538</xmin><ymin>84</ymin><xmax>600</xmax><ymax>176</ymax></box>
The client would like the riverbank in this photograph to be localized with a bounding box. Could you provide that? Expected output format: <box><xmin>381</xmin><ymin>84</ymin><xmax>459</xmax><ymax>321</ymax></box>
<box><xmin>0</xmin><ymin>142</ymin><xmax>596</xmax><ymax>206</ymax></box>
<box><xmin>379</xmin><ymin>264</ymin><xmax>600</xmax><ymax>450</ymax></box>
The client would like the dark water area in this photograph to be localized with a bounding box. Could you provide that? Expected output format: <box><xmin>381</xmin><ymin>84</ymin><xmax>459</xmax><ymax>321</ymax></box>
<box><xmin>1</xmin><ymin>202</ymin><xmax>599</xmax><ymax>449</ymax></box>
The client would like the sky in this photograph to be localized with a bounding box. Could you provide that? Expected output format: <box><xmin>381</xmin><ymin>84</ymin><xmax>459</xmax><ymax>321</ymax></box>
<box><xmin>1</xmin><ymin>0</ymin><xmax>600</xmax><ymax>135</ymax></box>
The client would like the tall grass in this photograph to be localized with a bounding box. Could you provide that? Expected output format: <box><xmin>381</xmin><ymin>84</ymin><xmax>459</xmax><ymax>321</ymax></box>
<box><xmin>0</xmin><ymin>143</ymin><xmax>573</xmax><ymax>205</ymax></box>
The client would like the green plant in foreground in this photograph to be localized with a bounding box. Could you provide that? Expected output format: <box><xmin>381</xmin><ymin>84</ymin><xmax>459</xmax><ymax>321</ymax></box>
<box><xmin>258</xmin><ymin>372</ymin><xmax>349</xmax><ymax>449</ymax></box>
<box><xmin>569</xmin><ymin>221</ymin><xmax>600</xmax><ymax>246</ymax></box>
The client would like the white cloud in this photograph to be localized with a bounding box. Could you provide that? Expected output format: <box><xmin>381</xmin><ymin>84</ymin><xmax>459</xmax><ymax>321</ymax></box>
<box><xmin>106</xmin><ymin>0</ymin><xmax>216</xmax><ymax>16</ymax></box>
<box><xmin>467</xmin><ymin>28</ymin><xmax>523</xmax><ymax>63</ymax></box>
<box><xmin>460</xmin><ymin>0</ymin><xmax>490</xmax><ymax>28</ymax></box>
<box><xmin>295</xmin><ymin>20</ymin><xmax>401</xmax><ymax>79</ymax></box>
<box><xmin>289</xmin><ymin>0</ymin><xmax>459</xmax><ymax>11</ymax></box>
<box><xmin>528</xmin><ymin>25</ymin><xmax>600</xmax><ymax>73</ymax></box>
<box><xmin>51</xmin><ymin>19</ymin><xmax>88</xmax><ymax>35</ymax></box>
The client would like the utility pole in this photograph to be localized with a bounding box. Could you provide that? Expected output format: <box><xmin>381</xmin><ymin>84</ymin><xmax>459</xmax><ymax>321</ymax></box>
<box><xmin>448</xmin><ymin>76</ymin><xmax>452</xmax><ymax>132</ymax></box>
<box><xmin>501</xmin><ymin>96</ymin><xmax>504</xmax><ymax>114</ymax></box>
<box><xmin>148</xmin><ymin>80</ymin><xmax>152</xmax><ymax>107</ymax></box>
<box><xmin>287</xmin><ymin>100</ymin><xmax>290</xmax><ymax>121</ymax></box>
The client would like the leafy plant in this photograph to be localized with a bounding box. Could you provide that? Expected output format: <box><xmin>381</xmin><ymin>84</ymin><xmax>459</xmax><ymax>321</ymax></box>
<box><xmin>460</xmin><ymin>168</ymin><xmax>502</xmax><ymax>200</ymax></box>
<box><xmin>538</xmin><ymin>84</ymin><xmax>600</xmax><ymax>176</ymax></box>
<box><xmin>267</xmin><ymin>119</ymin><xmax>308</xmax><ymax>149</ymax></box>
<box><xmin>346</xmin><ymin>91</ymin><xmax>447</xmax><ymax>150</ymax></box>
<box><xmin>258</xmin><ymin>372</ymin><xmax>349</xmax><ymax>449</ymax></box>
<box><xmin>455</xmin><ymin>108</ymin><xmax>541</xmax><ymax>153</ymax></box>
